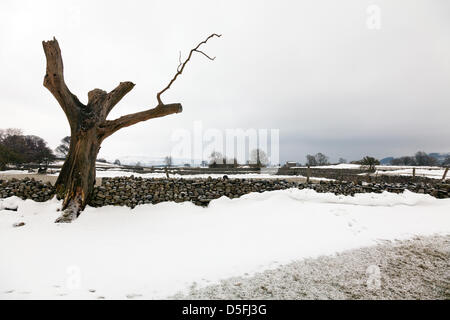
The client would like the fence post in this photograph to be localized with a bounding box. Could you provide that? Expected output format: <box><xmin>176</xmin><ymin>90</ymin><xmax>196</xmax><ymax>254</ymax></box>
<box><xmin>306</xmin><ymin>165</ymin><xmax>311</xmax><ymax>184</ymax></box>
<box><xmin>164</xmin><ymin>166</ymin><xmax>170</xmax><ymax>179</ymax></box>
<box><xmin>412</xmin><ymin>167</ymin><xmax>416</xmax><ymax>178</ymax></box>
<box><xmin>442</xmin><ymin>167</ymin><xmax>449</xmax><ymax>181</ymax></box>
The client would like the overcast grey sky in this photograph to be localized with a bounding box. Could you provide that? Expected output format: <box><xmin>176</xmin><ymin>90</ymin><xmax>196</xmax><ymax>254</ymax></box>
<box><xmin>0</xmin><ymin>0</ymin><xmax>449</xmax><ymax>163</ymax></box>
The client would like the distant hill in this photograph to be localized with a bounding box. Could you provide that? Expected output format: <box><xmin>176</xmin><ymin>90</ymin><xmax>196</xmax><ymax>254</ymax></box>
<box><xmin>429</xmin><ymin>153</ymin><xmax>450</xmax><ymax>163</ymax></box>
<box><xmin>380</xmin><ymin>157</ymin><xmax>394</xmax><ymax>165</ymax></box>
<box><xmin>380</xmin><ymin>153</ymin><xmax>449</xmax><ymax>165</ymax></box>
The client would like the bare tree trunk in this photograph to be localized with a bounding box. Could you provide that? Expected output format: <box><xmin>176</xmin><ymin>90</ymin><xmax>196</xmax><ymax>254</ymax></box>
<box><xmin>54</xmin><ymin>130</ymin><xmax>100</xmax><ymax>222</ymax></box>
<box><xmin>42</xmin><ymin>35</ymin><xmax>220</xmax><ymax>222</ymax></box>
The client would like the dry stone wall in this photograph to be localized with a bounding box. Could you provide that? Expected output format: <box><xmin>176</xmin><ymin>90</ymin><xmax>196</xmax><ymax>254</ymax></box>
<box><xmin>1</xmin><ymin>176</ymin><xmax>449</xmax><ymax>208</ymax></box>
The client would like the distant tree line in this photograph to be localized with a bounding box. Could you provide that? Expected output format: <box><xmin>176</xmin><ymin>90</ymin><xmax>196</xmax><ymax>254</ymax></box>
<box><xmin>208</xmin><ymin>151</ymin><xmax>239</xmax><ymax>168</ymax></box>
<box><xmin>304</xmin><ymin>153</ymin><xmax>380</xmax><ymax>171</ymax></box>
<box><xmin>207</xmin><ymin>149</ymin><xmax>269</xmax><ymax>168</ymax></box>
<box><xmin>302</xmin><ymin>150</ymin><xmax>449</xmax><ymax>169</ymax></box>
<box><xmin>0</xmin><ymin>128</ymin><xmax>55</xmax><ymax>170</ymax></box>
<box><xmin>305</xmin><ymin>153</ymin><xmax>330</xmax><ymax>166</ymax></box>
<box><xmin>390</xmin><ymin>151</ymin><xmax>446</xmax><ymax>166</ymax></box>
<box><xmin>444</xmin><ymin>157</ymin><xmax>450</xmax><ymax>166</ymax></box>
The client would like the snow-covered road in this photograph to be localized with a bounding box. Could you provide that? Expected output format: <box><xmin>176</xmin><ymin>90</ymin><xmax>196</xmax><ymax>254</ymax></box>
<box><xmin>1</xmin><ymin>189</ymin><xmax>449</xmax><ymax>299</ymax></box>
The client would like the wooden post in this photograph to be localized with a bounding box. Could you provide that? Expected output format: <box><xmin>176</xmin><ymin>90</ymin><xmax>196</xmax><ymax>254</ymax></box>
<box><xmin>306</xmin><ymin>165</ymin><xmax>311</xmax><ymax>184</ymax></box>
<box><xmin>412</xmin><ymin>168</ymin><xmax>416</xmax><ymax>178</ymax></box>
<box><xmin>442</xmin><ymin>167</ymin><xmax>449</xmax><ymax>181</ymax></box>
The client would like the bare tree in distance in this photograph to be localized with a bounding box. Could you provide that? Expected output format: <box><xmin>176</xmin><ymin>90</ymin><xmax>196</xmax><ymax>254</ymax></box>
<box><xmin>390</xmin><ymin>151</ymin><xmax>442</xmax><ymax>166</ymax></box>
<box><xmin>414</xmin><ymin>151</ymin><xmax>438</xmax><ymax>166</ymax></box>
<box><xmin>250</xmin><ymin>149</ymin><xmax>268</xmax><ymax>167</ymax></box>
<box><xmin>42</xmin><ymin>34</ymin><xmax>221</xmax><ymax>222</ymax></box>
<box><xmin>0</xmin><ymin>128</ymin><xmax>23</xmax><ymax>139</ymax></box>
<box><xmin>305</xmin><ymin>154</ymin><xmax>317</xmax><ymax>167</ymax></box>
<box><xmin>391</xmin><ymin>156</ymin><xmax>416</xmax><ymax>166</ymax></box>
<box><xmin>315</xmin><ymin>153</ymin><xmax>329</xmax><ymax>165</ymax></box>
<box><xmin>442</xmin><ymin>156</ymin><xmax>450</xmax><ymax>166</ymax></box>
<box><xmin>209</xmin><ymin>151</ymin><xmax>223</xmax><ymax>167</ymax></box>
<box><xmin>164</xmin><ymin>156</ymin><xmax>173</xmax><ymax>167</ymax></box>
<box><xmin>55</xmin><ymin>136</ymin><xmax>70</xmax><ymax>157</ymax></box>
<box><xmin>306</xmin><ymin>153</ymin><xmax>329</xmax><ymax>166</ymax></box>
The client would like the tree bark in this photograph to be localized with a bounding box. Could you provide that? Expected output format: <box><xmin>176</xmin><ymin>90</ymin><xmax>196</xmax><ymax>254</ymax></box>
<box><xmin>54</xmin><ymin>130</ymin><xmax>100</xmax><ymax>222</ymax></box>
<box><xmin>42</xmin><ymin>35</ymin><xmax>219</xmax><ymax>222</ymax></box>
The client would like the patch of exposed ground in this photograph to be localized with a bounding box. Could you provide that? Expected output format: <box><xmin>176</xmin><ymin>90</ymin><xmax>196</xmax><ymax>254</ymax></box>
<box><xmin>172</xmin><ymin>235</ymin><xmax>450</xmax><ymax>300</ymax></box>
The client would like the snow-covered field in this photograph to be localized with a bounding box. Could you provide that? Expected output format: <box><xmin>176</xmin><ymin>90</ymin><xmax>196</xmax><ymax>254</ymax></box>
<box><xmin>293</xmin><ymin>164</ymin><xmax>362</xmax><ymax>169</ymax></box>
<box><xmin>92</xmin><ymin>170</ymin><xmax>328</xmax><ymax>180</ymax></box>
<box><xmin>2</xmin><ymin>163</ymin><xmax>447</xmax><ymax>180</ymax></box>
<box><xmin>293</xmin><ymin>164</ymin><xmax>447</xmax><ymax>180</ymax></box>
<box><xmin>0</xmin><ymin>170</ymin><xmax>32</xmax><ymax>175</ymax></box>
<box><xmin>0</xmin><ymin>169</ymin><xmax>330</xmax><ymax>181</ymax></box>
<box><xmin>374</xmin><ymin>168</ymin><xmax>448</xmax><ymax>179</ymax></box>
<box><xmin>1</xmin><ymin>189</ymin><xmax>449</xmax><ymax>299</ymax></box>
<box><xmin>298</xmin><ymin>164</ymin><xmax>443</xmax><ymax>171</ymax></box>
<box><xmin>51</xmin><ymin>161</ymin><xmax>122</xmax><ymax>169</ymax></box>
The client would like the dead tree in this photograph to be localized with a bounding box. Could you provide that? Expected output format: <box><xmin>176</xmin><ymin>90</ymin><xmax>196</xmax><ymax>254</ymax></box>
<box><xmin>43</xmin><ymin>34</ymin><xmax>221</xmax><ymax>222</ymax></box>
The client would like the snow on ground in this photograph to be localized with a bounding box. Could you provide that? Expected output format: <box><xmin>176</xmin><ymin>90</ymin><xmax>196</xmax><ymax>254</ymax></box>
<box><xmin>91</xmin><ymin>170</ymin><xmax>332</xmax><ymax>180</ymax></box>
<box><xmin>375</xmin><ymin>168</ymin><xmax>448</xmax><ymax>179</ymax></box>
<box><xmin>0</xmin><ymin>189</ymin><xmax>449</xmax><ymax>300</ymax></box>
<box><xmin>174</xmin><ymin>235</ymin><xmax>449</xmax><ymax>300</ymax></box>
<box><xmin>293</xmin><ymin>164</ymin><xmax>362</xmax><ymax>169</ymax></box>
<box><xmin>376</xmin><ymin>165</ymin><xmax>442</xmax><ymax>171</ymax></box>
<box><xmin>0</xmin><ymin>169</ymin><xmax>332</xmax><ymax>181</ymax></box>
<box><xmin>294</xmin><ymin>163</ymin><xmax>444</xmax><ymax>171</ymax></box>
<box><xmin>0</xmin><ymin>170</ymin><xmax>31</xmax><ymax>175</ymax></box>
<box><xmin>51</xmin><ymin>160</ymin><xmax>121</xmax><ymax>168</ymax></box>
<box><xmin>292</xmin><ymin>164</ymin><xmax>447</xmax><ymax>180</ymax></box>
<box><xmin>3</xmin><ymin>164</ymin><xmax>446</xmax><ymax>180</ymax></box>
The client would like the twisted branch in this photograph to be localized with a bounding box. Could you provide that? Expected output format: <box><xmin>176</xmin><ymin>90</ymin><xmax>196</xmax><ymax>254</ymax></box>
<box><xmin>156</xmin><ymin>33</ymin><xmax>221</xmax><ymax>105</ymax></box>
<box><xmin>42</xmin><ymin>37</ymin><xmax>84</xmax><ymax>126</ymax></box>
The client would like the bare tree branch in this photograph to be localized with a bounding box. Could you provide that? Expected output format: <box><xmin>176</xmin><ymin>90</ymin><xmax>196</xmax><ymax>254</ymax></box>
<box><xmin>104</xmin><ymin>81</ymin><xmax>135</xmax><ymax>117</ymax></box>
<box><xmin>99</xmin><ymin>33</ymin><xmax>221</xmax><ymax>139</ymax></box>
<box><xmin>156</xmin><ymin>33</ymin><xmax>221</xmax><ymax>105</ymax></box>
<box><xmin>193</xmin><ymin>49</ymin><xmax>216</xmax><ymax>61</ymax></box>
<box><xmin>99</xmin><ymin>103</ymin><xmax>182</xmax><ymax>139</ymax></box>
<box><xmin>42</xmin><ymin>37</ymin><xmax>83</xmax><ymax>126</ymax></box>
<box><xmin>177</xmin><ymin>51</ymin><xmax>182</xmax><ymax>72</ymax></box>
